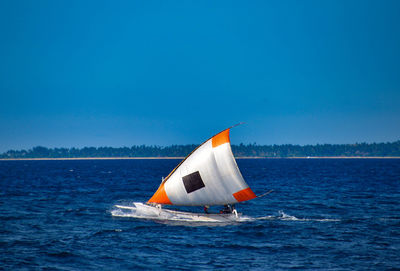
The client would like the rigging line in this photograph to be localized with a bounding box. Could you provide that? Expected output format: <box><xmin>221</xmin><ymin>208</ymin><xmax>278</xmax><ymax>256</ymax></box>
<box><xmin>257</xmin><ymin>189</ymin><xmax>274</xmax><ymax>198</ymax></box>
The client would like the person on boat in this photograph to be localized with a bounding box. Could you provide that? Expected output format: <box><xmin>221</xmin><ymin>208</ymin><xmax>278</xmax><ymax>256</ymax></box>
<box><xmin>203</xmin><ymin>205</ymin><xmax>210</xmax><ymax>214</ymax></box>
<box><xmin>220</xmin><ymin>205</ymin><xmax>232</xmax><ymax>214</ymax></box>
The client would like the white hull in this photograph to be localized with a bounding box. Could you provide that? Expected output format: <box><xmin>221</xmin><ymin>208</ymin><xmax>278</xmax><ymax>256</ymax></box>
<box><xmin>112</xmin><ymin>203</ymin><xmax>246</xmax><ymax>224</ymax></box>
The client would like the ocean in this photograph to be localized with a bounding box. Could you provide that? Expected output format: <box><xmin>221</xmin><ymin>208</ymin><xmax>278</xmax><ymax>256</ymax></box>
<box><xmin>1</xmin><ymin>159</ymin><xmax>399</xmax><ymax>270</ymax></box>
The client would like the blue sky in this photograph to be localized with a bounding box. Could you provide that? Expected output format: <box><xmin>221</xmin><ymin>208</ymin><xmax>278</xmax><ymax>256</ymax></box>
<box><xmin>1</xmin><ymin>1</ymin><xmax>399</xmax><ymax>152</ymax></box>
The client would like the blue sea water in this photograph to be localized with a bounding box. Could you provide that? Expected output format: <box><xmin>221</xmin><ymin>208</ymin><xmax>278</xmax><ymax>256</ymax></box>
<box><xmin>1</xmin><ymin>159</ymin><xmax>399</xmax><ymax>270</ymax></box>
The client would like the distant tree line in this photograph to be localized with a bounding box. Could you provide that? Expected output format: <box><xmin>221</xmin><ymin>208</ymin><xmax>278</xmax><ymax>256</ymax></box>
<box><xmin>1</xmin><ymin>141</ymin><xmax>400</xmax><ymax>158</ymax></box>
<box><xmin>232</xmin><ymin>141</ymin><xmax>400</xmax><ymax>157</ymax></box>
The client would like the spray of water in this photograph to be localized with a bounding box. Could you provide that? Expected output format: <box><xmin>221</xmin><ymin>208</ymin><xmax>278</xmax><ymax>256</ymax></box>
<box><xmin>111</xmin><ymin>203</ymin><xmax>340</xmax><ymax>225</ymax></box>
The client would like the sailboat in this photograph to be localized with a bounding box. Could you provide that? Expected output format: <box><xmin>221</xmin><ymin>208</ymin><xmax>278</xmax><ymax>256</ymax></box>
<box><xmin>114</xmin><ymin>125</ymin><xmax>265</xmax><ymax>223</ymax></box>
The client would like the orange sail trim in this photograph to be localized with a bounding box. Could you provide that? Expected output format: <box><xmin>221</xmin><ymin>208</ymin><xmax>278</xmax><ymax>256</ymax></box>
<box><xmin>233</xmin><ymin>187</ymin><xmax>257</xmax><ymax>202</ymax></box>
<box><xmin>147</xmin><ymin>183</ymin><xmax>172</xmax><ymax>205</ymax></box>
<box><xmin>212</xmin><ymin>129</ymin><xmax>230</xmax><ymax>148</ymax></box>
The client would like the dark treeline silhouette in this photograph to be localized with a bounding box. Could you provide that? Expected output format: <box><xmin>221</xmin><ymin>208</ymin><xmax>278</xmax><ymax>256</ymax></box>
<box><xmin>1</xmin><ymin>141</ymin><xmax>400</xmax><ymax>158</ymax></box>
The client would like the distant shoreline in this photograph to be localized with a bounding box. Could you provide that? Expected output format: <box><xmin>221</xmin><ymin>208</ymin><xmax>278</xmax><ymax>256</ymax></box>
<box><xmin>1</xmin><ymin>156</ymin><xmax>399</xmax><ymax>161</ymax></box>
<box><xmin>2</xmin><ymin>141</ymin><xmax>399</xmax><ymax>159</ymax></box>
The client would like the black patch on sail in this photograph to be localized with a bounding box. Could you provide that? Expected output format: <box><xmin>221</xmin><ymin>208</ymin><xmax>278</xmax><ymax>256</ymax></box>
<box><xmin>182</xmin><ymin>171</ymin><xmax>205</xmax><ymax>194</ymax></box>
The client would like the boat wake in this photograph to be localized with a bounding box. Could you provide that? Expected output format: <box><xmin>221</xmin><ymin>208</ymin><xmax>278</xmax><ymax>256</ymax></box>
<box><xmin>256</xmin><ymin>210</ymin><xmax>341</xmax><ymax>222</ymax></box>
<box><xmin>111</xmin><ymin>203</ymin><xmax>340</xmax><ymax>226</ymax></box>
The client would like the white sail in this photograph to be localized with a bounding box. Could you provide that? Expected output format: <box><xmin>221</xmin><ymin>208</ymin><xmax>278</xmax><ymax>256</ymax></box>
<box><xmin>148</xmin><ymin>127</ymin><xmax>256</xmax><ymax>206</ymax></box>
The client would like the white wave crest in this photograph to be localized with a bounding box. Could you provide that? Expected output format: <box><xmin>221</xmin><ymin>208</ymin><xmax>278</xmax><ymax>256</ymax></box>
<box><xmin>276</xmin><ymin>210</ymin><xmax>340</xmax><ymax>222</ymax></box>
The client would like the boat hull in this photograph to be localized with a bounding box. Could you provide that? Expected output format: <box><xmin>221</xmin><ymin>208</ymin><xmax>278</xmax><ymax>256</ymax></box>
<box><xmin>113</xmin><ymin>202</ymin><xmax>242</xmax><ymax>224</ymax></box>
